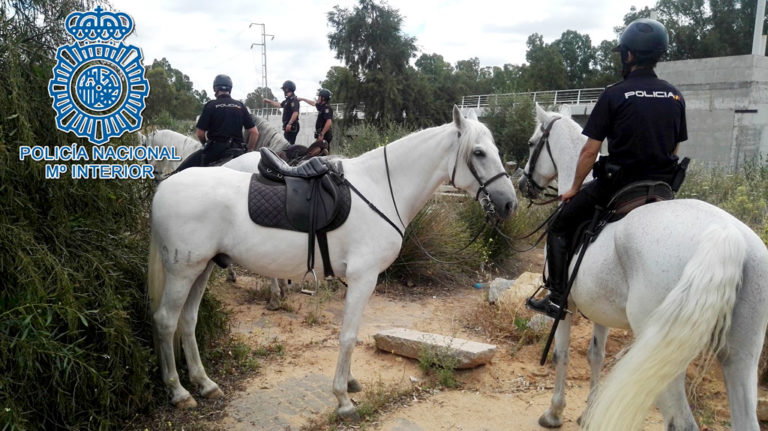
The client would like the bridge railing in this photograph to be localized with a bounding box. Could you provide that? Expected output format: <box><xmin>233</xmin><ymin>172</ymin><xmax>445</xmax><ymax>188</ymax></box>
<box><xmin>460</xmin><ymin>88</ymin><xmax>604</xmax><ymax>109</ymax></box>
<box><xmin>250</xmin><ymin>103</ymin><xmax>364</xmax><ymax>119</ymax></box>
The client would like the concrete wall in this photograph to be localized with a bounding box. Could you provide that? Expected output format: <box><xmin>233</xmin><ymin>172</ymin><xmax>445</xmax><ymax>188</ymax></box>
<box><xmin>259</xmin><ymin>112</ymin><xmax>319</xmax><ymax>148</ymax></box>
<box><xmin>656</xmin><ymin>55</ymin><xmax>768</xmax><ymax>168</ymax></box>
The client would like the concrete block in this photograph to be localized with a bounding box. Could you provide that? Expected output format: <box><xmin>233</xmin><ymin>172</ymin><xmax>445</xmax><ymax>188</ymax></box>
<box><xmin>758</xmin><ymin>397</ymin><xmax>768</xmax><ymax>422</ymax></box>
<box><xmin>373</xmin><ymin>328</ymin><xmax>496</xmax><ymax>369</ymax></box>
<box><xmin>495</xmin><ymin>272</ymin><xmax>543</xmax><ymax>307</ymax></box>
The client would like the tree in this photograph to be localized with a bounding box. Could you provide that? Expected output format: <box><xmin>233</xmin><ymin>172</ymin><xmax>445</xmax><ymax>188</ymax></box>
<box><xmin>552</xmin><ymin>30</ymin><xmax>596</xmax><ymax>88</ymax></box>
<box><xmin>327</xmin><ymin>0</ymin><xmax>417</xmax><ymax>123</ymax></box>
<box><xmin>521</xmin><ymin>34</ymin><xmax>569</xmax><ymax>91</ymax></box>
<box><xmin>320</xmin><ymin>66</ymin><xmax>359</xmax><ymax>111</ymax></box>
<box><xmin>483</xmin><ymin>95</ymin><xmax>535</xmax><ymax>164</ymax></box>
<box><xmin>621</xmin><ymin>0</ymin><xmax>768</xmax><ymax>60</ymax></box>
<box><xmin>144</xmin><ymin>58</ymin><xmax>205</xmax><ymax>122</ymax></box>
<box><xmin>244</xmin><ymin>87</ymin><xmax>275</xmax><ymax>110</ymax></box>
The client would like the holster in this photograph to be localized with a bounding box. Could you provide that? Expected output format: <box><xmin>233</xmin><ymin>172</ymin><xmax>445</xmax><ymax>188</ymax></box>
<box><xmin>592</xmin><ymin>155</ymin><xmax>622</xmax><ymax>184</ymax></box>
<box><xmin>670</xmin><ymin>157</ymin><xmax>690</xmax><ymax>192</ymax></box>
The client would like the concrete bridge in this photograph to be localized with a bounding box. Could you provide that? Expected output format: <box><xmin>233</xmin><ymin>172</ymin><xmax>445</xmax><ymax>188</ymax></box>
<box><xmin>457</xmin><ymin>88</ymin><xmax>601</xmax><ymax>126</ymax></box>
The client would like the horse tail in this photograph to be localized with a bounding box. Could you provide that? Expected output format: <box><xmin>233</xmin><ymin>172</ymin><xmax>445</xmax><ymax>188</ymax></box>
<box><xmin>582</xmin><ymin>223</ymin><xmax>746</xmax><ymax>431</ymax></box>
<box><xmin>147</xmin><ymin>228</ymin><xmax>171</xmax><ymax>354</ymax></box>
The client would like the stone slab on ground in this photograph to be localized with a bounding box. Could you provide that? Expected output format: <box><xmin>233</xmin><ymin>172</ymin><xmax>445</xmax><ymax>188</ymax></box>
<box><xmin>373</xmin><ymin>327</ymin><xmax>496</xmax><ymax>369</ymax></box>
<box><xmin>222</xmin><ymin>373</ymin><xmax>335</xmax><ymax>431</ymax></box>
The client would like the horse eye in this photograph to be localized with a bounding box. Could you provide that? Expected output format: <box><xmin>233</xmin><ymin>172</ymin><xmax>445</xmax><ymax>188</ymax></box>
<box><xmin>473</xmin><ymin>149</ymin><xmax>485</xmax><ymax>157</ymax></box>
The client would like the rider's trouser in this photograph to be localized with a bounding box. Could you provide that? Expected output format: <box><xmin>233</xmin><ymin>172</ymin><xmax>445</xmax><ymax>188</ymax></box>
<box><xmin>546</xmin><ymin>179</ymin><xmax>614</xmax><ymax>296</ymax></box>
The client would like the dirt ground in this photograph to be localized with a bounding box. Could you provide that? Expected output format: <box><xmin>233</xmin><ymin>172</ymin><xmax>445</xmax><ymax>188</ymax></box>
<box><xmin>193</xmin><ymin>248</ymin><xmax>766</xmax><ymax>431</ymax></box>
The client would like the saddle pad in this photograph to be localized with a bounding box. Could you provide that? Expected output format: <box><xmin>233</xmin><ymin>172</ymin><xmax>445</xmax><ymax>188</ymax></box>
<box><xmin>247</xmin><ymin>175</ymin><xmax>293</xmax><ymax>230</ymax></box>
<box><xmin>247</xmin><ymin>173</ymin><xmax>353</xmax><ymax>233</ymax></box>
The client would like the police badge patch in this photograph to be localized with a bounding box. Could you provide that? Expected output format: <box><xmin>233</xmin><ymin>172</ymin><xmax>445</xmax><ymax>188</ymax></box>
<box><xmin>48</xmin><ymin>7</ymin><xmax>150</xmax><ymax>145</ymax></box>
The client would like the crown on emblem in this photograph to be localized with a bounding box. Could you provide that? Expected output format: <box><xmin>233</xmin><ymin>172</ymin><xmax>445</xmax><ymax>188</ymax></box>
<box><xmin>65</xmin><ymin>6</ymin><xmax>134</xmax><ymax>42</ymax></box>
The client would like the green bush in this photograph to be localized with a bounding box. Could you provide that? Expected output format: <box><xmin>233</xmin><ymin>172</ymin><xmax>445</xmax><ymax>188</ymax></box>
<box><xmin>482</xmin><ymin>95</ymin><xmax>536</xmax><ymax>165</ymax></box>
<box><xmin>334</xmin><ymin>122</ymin><xmax>414</xmax><ymax>157</ymax></box>
<box><xmin>679</xmin><ymin>158</ymin><xmax>768</xmax><ymax>240</ymax></box>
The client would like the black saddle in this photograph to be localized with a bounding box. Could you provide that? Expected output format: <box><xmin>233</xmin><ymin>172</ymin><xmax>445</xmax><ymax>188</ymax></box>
<box><xmin>570</xmin><ymin>180</ymin><xmax>674</xmax><ymax>253</ymax></box>
<box><xmin>248</xmin><ymin>148</ymin><xmax>351</xmax><ymax>280</ymax></box>
<box><xmin>258</xmin><ymin>147</ymin><xmax>329</xmax><ymax>182</ymax></box>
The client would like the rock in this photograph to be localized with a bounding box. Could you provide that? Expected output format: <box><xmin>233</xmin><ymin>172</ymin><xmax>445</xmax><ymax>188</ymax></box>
<box><xmin>487</xmin><ymin>277</ymin><xmax>515</xmax><ymax>304</ymax></box>
<box><xmin>758</xmin><ymin>397</ymin><xmax>768</xmax><ymax>422</ymax></box>
<box><xmin>527</xmin><ymin>314</ymin><xmax>553</xmax><ymax>332</ymax></box>
<box><xmin>494</xmin><ymin>272</ymin><xmax>544</xmax><ymax>307</ymax></box>
<box><xmin>373</xmin><ymin>328</ymin><xmax>496</xmax><ymax>369</ymax></box>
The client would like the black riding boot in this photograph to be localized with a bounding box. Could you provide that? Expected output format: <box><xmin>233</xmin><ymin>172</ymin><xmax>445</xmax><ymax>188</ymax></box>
<box><xmin>526</xmin><ymin>233</ymin><xmax>569</xmax><ymax>319</ymax></box>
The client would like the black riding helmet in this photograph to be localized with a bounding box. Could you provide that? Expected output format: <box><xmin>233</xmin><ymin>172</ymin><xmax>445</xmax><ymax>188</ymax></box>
<box><xmin>614</xmin><ymin>18</ymin><xmax>668</xmax><ymax>61</ymax></box>
<box><xmin>213</xmin><ymin>74</ymin><xmax>233</xmax><ymax>92</ymax></box>
<box><xmin>281</xmin><ymin>80</ymin><xmax>296</xmax><ymax>93</ymax></box>
<box><xmin>318</xmin><ymin>88</ymin><xmax>332</xmax><ymax>102</ymax></box>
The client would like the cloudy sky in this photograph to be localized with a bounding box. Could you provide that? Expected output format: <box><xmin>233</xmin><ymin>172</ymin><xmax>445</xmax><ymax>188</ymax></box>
<box><xmin>110</xmin><ymin>0</ymin><xmax>657</xmax><ymax>103</ymax></box>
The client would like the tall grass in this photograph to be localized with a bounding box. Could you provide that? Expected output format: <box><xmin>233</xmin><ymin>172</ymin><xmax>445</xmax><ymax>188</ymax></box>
<box><xmin>0</xmin><ymin>3</ymin><xmax>229</xmax><ymax>428</ymax></box>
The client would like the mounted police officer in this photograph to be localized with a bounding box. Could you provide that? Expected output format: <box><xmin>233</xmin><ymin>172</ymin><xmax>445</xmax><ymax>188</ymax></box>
<box><xmin>298</xmin><ymin>88</ymin><xmax>334</xmax><ymax>157</ymax></box>
<box><xmin>177</xmin><ymin>74</ymin><xmax>259</xmax><ymax>171</ymax></box>
<box><xmin>264</xmin><ymin>80</ymin><xmax>300</xmax><ymax>145</ymax></box>
<box><xmin>526</xmin><ymin>18</ymin><xmax>688</xmax><ymax>319</ymax></box>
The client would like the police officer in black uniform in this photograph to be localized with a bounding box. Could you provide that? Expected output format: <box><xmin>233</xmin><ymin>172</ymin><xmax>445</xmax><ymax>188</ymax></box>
<box><xmin>176</xmin><ymin>74</ymin><xmax>259</xmax><ymax>171</ymax></box>
<box><xmin>264</xmin><ymin>80</ymin><xmax>300</xmax><ymax>144</ymax></box>
<box><xmin>526</xmin><ymin>18</ymin><xmax>688</xmax><ymax>319</ymax></box>
<box><xmin>299</xmin><ymin>88</ymin><xmax>334</xmax><ymax>156</ymax></box>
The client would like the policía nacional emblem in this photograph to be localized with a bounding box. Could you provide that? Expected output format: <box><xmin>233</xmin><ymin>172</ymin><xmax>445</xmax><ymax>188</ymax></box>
<box><xmin>48</xmin><ymin>6</ymin><xmax>149</xmax><ymax>144</ymax></box>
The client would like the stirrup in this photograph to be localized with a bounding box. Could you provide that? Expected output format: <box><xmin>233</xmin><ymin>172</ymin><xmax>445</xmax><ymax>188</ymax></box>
<box><xmin>300</xmin><ymin>270</ymin><xmax>318</xmax><ymax>295</ymax></box>
<box><xmin>525</xmin><ymin>290</ymin><xmax>569</xmax><ymax>320</ymax></box>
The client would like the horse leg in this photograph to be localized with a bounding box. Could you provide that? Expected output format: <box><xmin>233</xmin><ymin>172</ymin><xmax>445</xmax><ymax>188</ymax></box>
<box><xmin>539</xmin><ymin>314</ymin><xmax>573</xmax><ymax>428</ymax></box>
<box><xmin>577</xmin><ymin>324</ymin><xmax>609</xmax><ymax>425</ymax></box>
<box><xmin>266</xmin><ymin>278</ymin><xmax>282</xmax><ymax>310</ymax></box>
<box><xmin>717</xmin><ymin>303</ymin><xmax>765</xmax><ymax>431</ymax></box>
<box><xmin>332</xmin><ymin>272</ymin><xmax>377</xmax><ymax>420</ymax></box>
<box><xmin>653</xmin><ymin>374</ymin><xmax>698</xmax><ymax>430</ymax></box>
<box><xmin>226</xmin><ymin>265</ymin><xmax>237</xmax><ymax>282</ymax></box>
<box><xmin>179</xmin><ymin>263</ymin><xmax>223</xmax><ymax>400</ymax></box>
<box><xmin>153</xmin><ymin>272</ymin><xmax>198</xmax><ymax>408</ymax></box>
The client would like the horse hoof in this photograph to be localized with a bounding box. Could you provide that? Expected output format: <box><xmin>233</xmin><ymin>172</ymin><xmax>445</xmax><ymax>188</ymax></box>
<box><xmin>266</xmin><ymin>301</ymin><xmax>280</xmax><ymax>311</ymax></box>
<box><xmin>538</xmin><ymin>413</ymin><xmax>563</xmax><ymax>428</ymax></box>
<box><xmin>202</xmin><ymin>386</ymin><xmax>224</xmax><ymax>399</ymax></box>
<box><xmin>337</xmin><ymin>405</ymin><xmax>360</xmax><ymax>422</ymax></box>
<box><xmin>347</xmin><ymin>379</ymin><xmax>362</xmax><ymax>393</ymax></box>
<box><xmin>174</xmin><ymin>396</ymin><xmax>198</xmax><ymax>409</ymax></box>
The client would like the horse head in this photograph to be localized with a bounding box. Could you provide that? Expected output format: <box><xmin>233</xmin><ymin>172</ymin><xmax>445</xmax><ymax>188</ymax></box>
<box><xmin>518</xmin><ymin>104</ymin><xmax>565</xmax><ymax>199</ymax></box>
<box><xmin>450</xmin><ymin>105</ymin><xmax>518</xmax><ymax>219</ymax></box>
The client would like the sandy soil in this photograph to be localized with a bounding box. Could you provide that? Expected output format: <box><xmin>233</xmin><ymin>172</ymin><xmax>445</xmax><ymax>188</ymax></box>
<box><xmin>196</xmin><ymin>250</ymin><xmax>765</xmax><ymax>431</ymax></box>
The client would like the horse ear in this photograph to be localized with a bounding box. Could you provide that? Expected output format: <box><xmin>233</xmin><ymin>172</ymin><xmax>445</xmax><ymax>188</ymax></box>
<box><xmin>452</xmin><ymin>105</ymin><xmax>464</xmax><ymax>130</ymax></box>
<box><xmin>535</xmin><ymin>103</ymin><xmax>549</xmax><ymax>124</ymax></box>
<box><xmin>558</xmin><ymin>104</ymin><xmax>572</xmax><ymax>118</ymax></box>
<box><xmin>466</xmin><ymin>109</ymin><xmax>478</xmax><ymax>121</ymax></box>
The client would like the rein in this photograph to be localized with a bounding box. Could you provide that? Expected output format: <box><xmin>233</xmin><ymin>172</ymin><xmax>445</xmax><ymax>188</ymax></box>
<box><xmin>356</xmin><ymin>130</ymin><xmax>510</xmax><ymax>262</ymax></box>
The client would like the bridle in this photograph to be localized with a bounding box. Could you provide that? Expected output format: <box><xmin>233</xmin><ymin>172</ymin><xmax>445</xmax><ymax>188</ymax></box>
<box><xmin>523</xmin><ymin>117</ymin><xmax>560</xmax><ymax>202</ymax></box>
<box><xmin>347</xmin><ymin>131</ymin><xmax>510</xmax><ymax>264</ymax></box>
<box><xmin>447</xmin><ymin>131</ymin><xmax>510</xmax><ymax>218</ymax></box>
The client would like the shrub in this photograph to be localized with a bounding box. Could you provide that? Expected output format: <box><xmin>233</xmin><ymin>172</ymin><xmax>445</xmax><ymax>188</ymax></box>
<box><xmin>0</xmin><ymin>4</ymin><xmax>228</xmax><ymax>428</ymax></box>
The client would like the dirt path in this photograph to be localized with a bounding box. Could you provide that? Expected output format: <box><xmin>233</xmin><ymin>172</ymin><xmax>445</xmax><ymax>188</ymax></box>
<box><xmin>197</xmin><ymin>258</ymin><xmax>758</xmax><ymax>431</ymax></box>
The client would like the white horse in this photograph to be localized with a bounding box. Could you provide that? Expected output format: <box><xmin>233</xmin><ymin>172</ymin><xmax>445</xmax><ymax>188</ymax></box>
<box><xmin>139</xmin><ymin>116</ymin><xmax>290</xmax><ymax>179</ymax></box>
<box><xmin>148</xmin><ymin>106</ymin><xmax>519</xmax><ymax>416</ymax></box>
<box><xmin>139</xmin><ymin>129</ymin><xmax>202</xmax><ymax>178</ymax></box>
<box><xmin>517</xmin><ymin>105</ymin><xmax>768</xmax><ymax>430</ymax></box>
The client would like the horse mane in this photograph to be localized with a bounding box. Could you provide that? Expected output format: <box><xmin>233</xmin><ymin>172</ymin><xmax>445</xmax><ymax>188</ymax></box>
<box><xmin>251</xmin><ymin>115</ymin><xmax>290</xmax><ymax>152</ymax></box>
